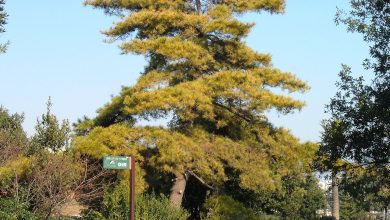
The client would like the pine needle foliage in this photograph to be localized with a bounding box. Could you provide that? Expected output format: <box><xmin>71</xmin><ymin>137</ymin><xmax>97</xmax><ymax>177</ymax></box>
<box><xmin>77</xmin><ymin>0</ymin><xmax>316</xmax><ymax>214</ymax></box>
<box><xmin>82</xmin><ymin>0</ymin><xmax>308</xmax><ymax>128</ymax></box>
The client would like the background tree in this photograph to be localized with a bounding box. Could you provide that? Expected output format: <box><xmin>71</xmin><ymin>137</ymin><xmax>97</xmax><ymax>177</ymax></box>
<box><xmin>0</xmin><ymin>104</ymin><xmax>82</xmax><ymax>219</ymax></box>
<box><xmin>0</xmin><ymin>107</ymin><xmax>28</xmax><ymax>165</ymax></box>
<box><xmin>30</xmin><ymin>97</ymin><xmax>71</xmax><ymax>154</ymax></box>
<box><xmin>27</xmin><ymin>98</ymin><xmax>79</xmax><ymax>219</ymax></box>
<box><xmin>0</xmin><ymin>107</ymin><xmax>30</xmax><ymax>197</ymax></box>
<box><xmin>76</xmin><ymin>0</ymin><xmax>322</xmax><ymax>217</ymax></box>
<box><xmin>319</xmin><ymin>0</ymin><xmax>390</xmax><ymax>218</ymax></box>
<box><xmin>0</xmin><ymin>0</ymin><xmax>8</xmax><ymax>53</ymax></box>
<box><xmin>331</xmin><ymin>0</ymin><xmax>390</xmax><ymax>166</ymax></box>
<box><xmin>0</xmin><ymin>107</ymin><xmax>38</xmax><ymax>216</ymax></box>
<box><xmin>317</xmin><ymin>113</ymin><xmax>350</xmax><ymax>220</ymax></box>
<box><xmin>336</xmin><ymin>0</ymin><xmax>390</xmax><ymax>76</ymax></box>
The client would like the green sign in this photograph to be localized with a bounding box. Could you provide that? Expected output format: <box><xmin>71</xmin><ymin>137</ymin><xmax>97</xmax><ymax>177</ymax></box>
<box><xmin>103</xmin><ymin>156</ymin><xmax>131</xmax><ymax>170</ymax></box>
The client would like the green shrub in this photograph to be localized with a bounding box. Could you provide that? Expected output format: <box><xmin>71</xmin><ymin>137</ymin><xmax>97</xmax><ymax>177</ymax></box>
<box><xmin>202</xmin><ymin>195</ymin><xmax>258</xmax><ymax>220</ymax></box>
<box><xmin>0</xmin><ymin>198</ymin><xmax>39</xmax><ymax>220</ymax></box>
<box><xmin>82</xmin><ymin>183</ymin><xmax>188</xmax><ymax>220</ymax></box>
<box><xmin>136</xmin><ymin>193</ymin><xmax>188</xmax><ymax>220</ymax></box>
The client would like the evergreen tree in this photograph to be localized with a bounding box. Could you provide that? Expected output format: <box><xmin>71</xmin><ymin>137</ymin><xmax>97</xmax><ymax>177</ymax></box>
<box><xmin>76</xmin><ymin>0</ymin><xmax>318</xmax><ymax>214</ymax></box>
<box><xmin>0</xmin><ymin>0</ymin><xmax>8</xmax><ymax>54</ymax></box>
<box><xmin>31</xmin><ymin>97</ymin><xmax>71</xmax><ymax>153</ymax></box>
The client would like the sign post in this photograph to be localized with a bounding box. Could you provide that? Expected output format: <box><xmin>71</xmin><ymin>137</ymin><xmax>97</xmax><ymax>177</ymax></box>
<box><xmin>103</xmin><ymin>155</ymin><xmax>135</xmax><ymax>220</ymax></box>
<box><xmin>129</xmin><ymin>156</ymin><xmax>135</xmax><ymax>220</ymax></box>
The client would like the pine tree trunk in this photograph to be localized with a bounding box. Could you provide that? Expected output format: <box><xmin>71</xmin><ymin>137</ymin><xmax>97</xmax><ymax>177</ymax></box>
<box><xmin>169</xmin><ymin>173</ymin><xmax>187</xmax><ymax>207</ymax></box>
<box><xmin>385</xmin><ymin>207</ymin><xmax>387</xmax><ymax>220</ymax></box>
<box><xmin>331</xmin><ymin>172</ymin><xmax>340</xmax><ymax>220</ymax></box>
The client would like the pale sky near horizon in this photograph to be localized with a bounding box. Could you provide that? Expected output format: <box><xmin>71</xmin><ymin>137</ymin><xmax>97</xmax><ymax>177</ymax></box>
<box><xmin>0</xmin><ymin>0</ymin><xmax>370</xmax><ymax>142</ymax></box>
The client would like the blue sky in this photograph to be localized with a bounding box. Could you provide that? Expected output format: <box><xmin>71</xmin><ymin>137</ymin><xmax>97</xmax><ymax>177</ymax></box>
<box><xmin>0</xmin><ymin>0</ymin><xmax>369</xmax><ymax>142</ymax></box>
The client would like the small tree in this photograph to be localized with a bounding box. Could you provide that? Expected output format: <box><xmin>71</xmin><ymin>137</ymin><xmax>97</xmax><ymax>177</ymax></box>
<box><xmin>28</xmin><ymin>153</ymin><xmax>82</xmax><ymax>219</ymax></box>
<box><xmin>0</xmin><ymin>107</ymin><xmax>29</xmax><ymax>198</ymax></box>
<box><xmin>28</xmin><ymin>99</ymin><xmax>81</xmax><ymax>219</ymax></box>
<box><xmin>0</xmin><ymin>106</ymin><xmax>28</xmax><ymax>164</ymax></box>
<box><xmin>30</xmin><ymin>97</ymin><xmax>71</xmax><ymax>154</ymax></box>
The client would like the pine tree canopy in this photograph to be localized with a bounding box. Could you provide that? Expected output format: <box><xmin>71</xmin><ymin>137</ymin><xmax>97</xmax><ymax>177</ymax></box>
<box><xmin>82</xmin><ymin>0</ymin><xmax>308</xmax><ymax>129</ymax></box>
<box><xmin>76</xmin><ymin>0</ymin><xmax>315</xmax><ymax>203</ymax></box>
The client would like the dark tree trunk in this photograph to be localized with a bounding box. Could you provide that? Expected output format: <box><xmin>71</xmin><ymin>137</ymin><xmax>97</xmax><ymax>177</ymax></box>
<box><xmin>332</xmin><ymin>172</ymin><xmax>340</xmax><ymax>220</ymax></box>
<box><xmin>169</xmin><ymin>173</ymin><xmax>187</xmax><ymax>207</ymax></box>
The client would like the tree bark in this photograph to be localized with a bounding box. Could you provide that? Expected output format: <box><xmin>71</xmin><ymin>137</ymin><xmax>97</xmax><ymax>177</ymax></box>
<box><xmin>195</xmin><ymin>0</ymin><xmax>202</xmax><ymax>15</ymax></box>
<box><xmin>332</xmin><ymin>172</ymin><xmax>340</xmax><ymax>220</ymax></box>
<box><xmin>169</xmin><ymin>173</ymin><xmax>187</xmax><ymax>208</ymax></box>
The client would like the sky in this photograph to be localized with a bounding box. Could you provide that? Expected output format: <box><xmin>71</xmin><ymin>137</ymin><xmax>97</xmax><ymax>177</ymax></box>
<box><xmin>0</xmin><ymin>0</ymin><xmax>369</xmax><ymax>142</ymax></box>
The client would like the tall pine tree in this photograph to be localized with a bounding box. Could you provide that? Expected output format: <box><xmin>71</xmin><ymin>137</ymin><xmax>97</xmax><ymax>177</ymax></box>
<box><xmin>76</xmin><ymin>0</ymin><xmax>317</xmax><ymax>213</ymax></box>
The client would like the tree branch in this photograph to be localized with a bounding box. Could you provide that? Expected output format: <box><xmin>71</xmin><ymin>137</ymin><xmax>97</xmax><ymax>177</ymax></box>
<box><xmin>212</xmin><ymin>101</ymin><xmax>253</xmax><ymax>123</ymax></box>
<box><xmin>186</xmin><ymin>170</ymin><xmax>214</xmax><ymax>190</ymax></box>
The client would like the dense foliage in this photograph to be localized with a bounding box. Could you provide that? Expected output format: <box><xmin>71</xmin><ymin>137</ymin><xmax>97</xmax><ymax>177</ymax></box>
<box><xmin>201</xmin><ymin>195</ymin><xmax>258</xmax><ymax>220</ymax></box>
<box><xmin>0</xmin><ymin>198</ymin><xmax>39</xmax><ymax>220</ymax></box>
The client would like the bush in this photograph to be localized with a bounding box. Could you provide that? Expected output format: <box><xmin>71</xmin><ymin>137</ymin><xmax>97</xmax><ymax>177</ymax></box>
<box><xmin>202</xmin><ymin>195</ymin><xmax>258</xmax><ymax>220</ymax></box>
<box><xmin>0</xmin><ymin>198</ymin><xmax>39</xmax><ymax>220</ymax></box>
<box><xmin>82</xmin><ymin>183</ymin><xmax>188</xmax><ymax>220</ymax></box>
<box><xmin>136</xmin><ymin>193</ymin><xmax>188</xmax><ymax>220</ymax></box>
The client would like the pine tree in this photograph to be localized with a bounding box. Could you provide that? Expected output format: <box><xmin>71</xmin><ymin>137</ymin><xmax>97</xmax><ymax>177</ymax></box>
<box><xmin>76</xmin><ymin>0</ymin><xmax>317</xmax><ymax>212</ymax></box>
<box><xmin>0</xmin><ymin>0</ymin><xmax>8</xmax><ymax>54</ymax></box>
<box><xmin>31</xmin><ymin>98</ymin><xmax>71</xmax><ymax>154</ymax></box>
